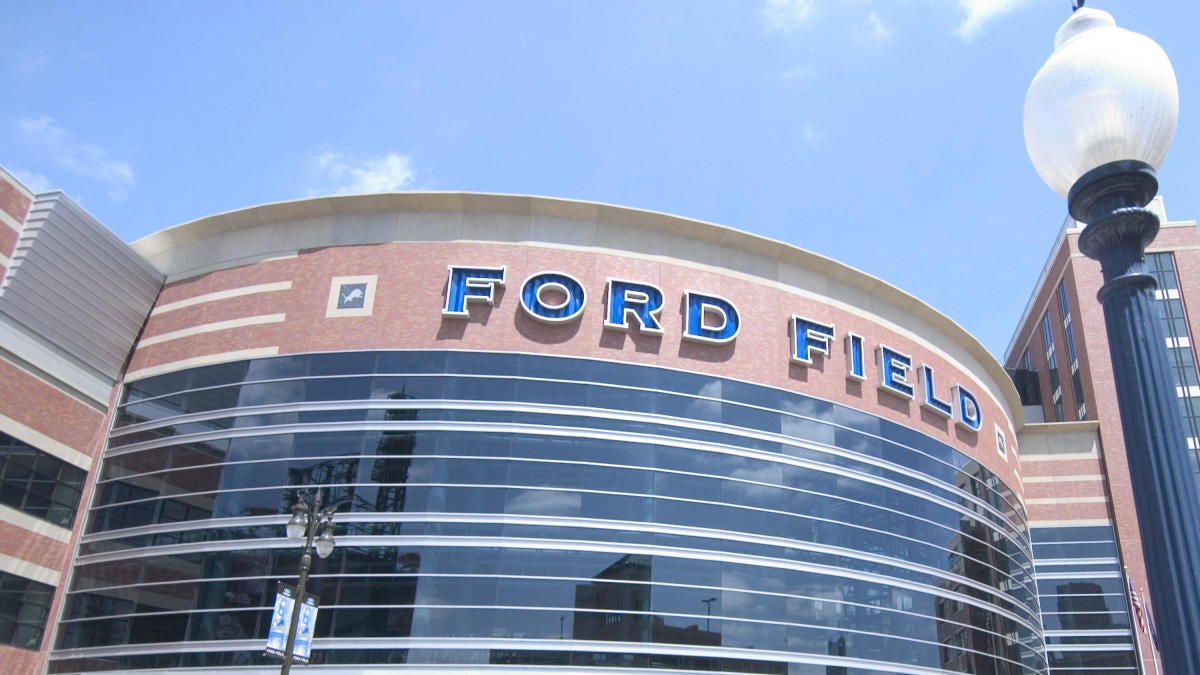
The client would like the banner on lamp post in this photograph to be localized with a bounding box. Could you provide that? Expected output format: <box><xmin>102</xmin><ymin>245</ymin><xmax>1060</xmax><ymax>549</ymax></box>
<box><xmin>265</xmin><ymin>583</ymin><xmax>319</xmax><ymax>664</ymax></box>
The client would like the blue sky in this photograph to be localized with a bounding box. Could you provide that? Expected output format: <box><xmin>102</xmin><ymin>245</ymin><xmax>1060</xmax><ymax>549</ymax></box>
<box><xmin>3</xmin><ymin>1</ymin><xmax>1199</xmax><ymax>360</ymax></box>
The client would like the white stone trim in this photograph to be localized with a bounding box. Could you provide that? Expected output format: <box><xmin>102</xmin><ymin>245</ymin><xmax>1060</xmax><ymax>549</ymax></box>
<box><xmin>1025</xmin><ymin>496</ymin><xmax>1109</xmax><ymax>506</ymax></box>
<box><xmin>0</xmin><ymin>318</ymin><xmax>113</xmax><ymax>406</ymax></box>
<box><xmin>0</xmin><ymin>412</ymin><xmax>91</xmax><ymax>469</ymax></box>
<box><xmin>1024</xmin><ymin>474</ymin><xmax>1103</xmax><ymax>483</ymax></box>
<box><xmin>138</xmin><ymin>313</ymin><xmax>286</xmax><ymax>347</ymax></box>
<box><xmin>151</xmin><ymin>281</ymin><xmax>292</xmax><ymax>316</ymax></box>
<box><xmin>0</xmin><ymin>551</ymin><xmax>61</xmax><ymax>586</ymax></box>
<box><xmin>1020</xmin><ymin>451</ymin><xmax>1098</xmax><ymax>462</ymax></box>
<box><xmin>1028</xmin><ymin>518</ymin><xmax>1112</xmax><ymax>528</ymax></box>
<box><xmin>0</xmin><ymin>503</ymin><xmax>70</xmax><ymax>543</ymax></box>
<box><xmin>124</xmin><ymin>347</ymin><xmax>280</xmax><ymax>382</ymax></box>
<box><xmin>0</xmin><ymin>208</ymin><xmax>23</xmax><ymax>234</ymax></box>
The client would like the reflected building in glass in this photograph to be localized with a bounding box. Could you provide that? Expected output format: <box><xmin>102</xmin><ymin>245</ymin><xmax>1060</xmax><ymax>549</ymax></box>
<box><xmin>0</xmin><ymin>170</ymin><xmax>1051</xmax><ymax>674</ymax></box>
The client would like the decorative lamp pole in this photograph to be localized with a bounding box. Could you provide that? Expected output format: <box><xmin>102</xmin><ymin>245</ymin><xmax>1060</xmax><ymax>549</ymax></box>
<box><xmin>1024</xmin><ymin>7</ymin><xmax>1200</xmax><ymax>674</ymax></box>
<box><xmin>702</xmin><ymin>597</ymin><xmax>717</xmax><ymax>632</ymax></box>
<box><xmin>280</xmin><ymin>490</ymin><xmax>337</xmax><ymax>675</ymax></box>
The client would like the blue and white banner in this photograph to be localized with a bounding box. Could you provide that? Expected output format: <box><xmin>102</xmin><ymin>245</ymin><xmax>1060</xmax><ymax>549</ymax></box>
<box><xmin>265</xmin><ymin>583</ymin><xmax>319</xmax><ymax>665</ymax></box>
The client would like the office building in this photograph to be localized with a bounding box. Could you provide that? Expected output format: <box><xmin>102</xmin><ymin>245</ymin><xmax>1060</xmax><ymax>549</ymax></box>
<box><xmin>0</xmin><ymin>164</ymin><xmax>1167</xmax><ymax>673</ymax></box>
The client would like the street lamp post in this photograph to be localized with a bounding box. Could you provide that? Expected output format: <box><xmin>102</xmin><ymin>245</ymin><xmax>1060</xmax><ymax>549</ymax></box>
<box><xmin>1025</xmin><ymin>8</ymin><xmax>1200</xmax><ymax>674</ymax></box>
<box><xmin>701</xmin><ymin>597</ymin><xmax>717</xmax><ymax>633</ymax></box>
<box><xmin>280</xmin><ymin>489</ymin><xmax>337</xmax><ymax>675</ymax></box>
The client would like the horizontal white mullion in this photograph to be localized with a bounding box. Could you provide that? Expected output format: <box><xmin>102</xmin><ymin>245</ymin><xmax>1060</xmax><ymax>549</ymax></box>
<box><xmin>71</xmin><ymin>532</ymin><xmax>1044</xmax><ymax>638</ymax></box>
<box><xmin>113</xmin><ymin>369</ymin><xmax>1025</xmax><ymax>526</ymax></box>
<box><xmin>48</xmin><ymin>636</ymin><xmax>1003</xmax><ymax>675</ymax></box>
<box><xmin>91</xmin><ymin>444</ymin><xmax>1033</xmax><ymax>581</ymax></box>
<box><xmin>78</xmin><ymin>503</ymin><xmax>1035</xmax><ymax>605</ymax></box>
<box><xmin>100</xmin><ymin>422</ymin><xmax>1035</xmax><ymax>585</ymax></box>
<box><xmin>1036</xmin><ymin>570</ymin><xmax>1121</xmax><ymax>580</ymax></box>
<box><xmin>1044</xmin><ymin>629</ymin><xmax>1132</xmax><ymax>639</ymax></box>
<box><xmin>62</xmin><ymin>569</ymin><xmax>1020</xmax><ymax>646</ymax></box>
<box><xmin>54</xmin><ymin>600</ymin><xmax>1027</xmax><ymax>665</ymax></box>
<box><xmin>1034</xmin><ymin>556</ymin><xmax>1120</xmax><ymax>567</ymax></box>
<box><xmin>105</xmin><ymin>401</ymin><xmax>1028</xmax><ymax>539</ymax></box>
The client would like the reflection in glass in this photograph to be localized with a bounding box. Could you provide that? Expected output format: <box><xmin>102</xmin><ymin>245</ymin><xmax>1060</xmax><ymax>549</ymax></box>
<box><xmin>57</xmin><ymin>351</ymin><xmax>1043</xmax><ymax>674</ymax></box>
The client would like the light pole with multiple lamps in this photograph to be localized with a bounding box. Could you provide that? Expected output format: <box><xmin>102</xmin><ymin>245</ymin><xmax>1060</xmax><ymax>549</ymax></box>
<box><xmin>1024</xmin><ymin>6</ymin><xmax>1200</xmax><ymax>674</ymax></box>
<box><xmin>279</xmin><ymin>489</ymin><xmax>337</xmax><ymax>675</ymax></box>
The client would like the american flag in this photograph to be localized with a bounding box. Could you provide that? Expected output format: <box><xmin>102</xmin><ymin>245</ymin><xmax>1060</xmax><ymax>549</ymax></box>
<box><xmin>1128</xmin><ymin>579</ymin><xmax>1149</xmax><ymax>634</ymax></box>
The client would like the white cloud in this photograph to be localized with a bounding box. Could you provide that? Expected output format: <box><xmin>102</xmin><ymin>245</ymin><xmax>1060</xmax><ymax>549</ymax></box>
<box><xmin>956</xmin><ymin>0</ymin><xmax>1030</xmax><ymax>40</ymax></box>
<box><xmin>762</xmin><ymin>0</ymin><xmax>818</xmax><ymax>32</ymax></box>
<box><xmin>867</xmin><ymin>11</ymin><xmax>892</xmax><ymax>41</ymax></box>
<box><xmin>781</xmin><ymin>63</ymin><xmax>818</xmax><ymax>86</ymax></box>
<box><xmin>15</xmin><ymin>117</ymin><xmax>135</xmax><ymax>200</ymax></box>
<box><xmin>801</xmin><ymin>123</ymin><xmax>825</xmax><ymax>146</ymax></box>
<box><xmin>15</xmin><ymin>50</ymin><xmax>50</xmax><ymax>79</ymax></box>
<box><xmin>313</xmin><ymin>151</ymin><xmax>416</xmax><ymax>194</ymax></box>
<box><xmin>761</xmin><ymin>1</ymin><xmax>1030</xmax><ymax>42</ymax></box>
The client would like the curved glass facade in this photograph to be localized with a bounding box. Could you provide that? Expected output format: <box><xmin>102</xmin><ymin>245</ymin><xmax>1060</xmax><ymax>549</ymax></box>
<box><xmin>52</xmin><ymin>351</ymin><xmax>1045</xmax><ymax>673</ymax></box>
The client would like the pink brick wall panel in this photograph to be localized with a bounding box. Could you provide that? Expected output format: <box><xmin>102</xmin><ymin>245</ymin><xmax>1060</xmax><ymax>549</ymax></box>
<box><xmin>133</xmin><ymin>241</ymin><xmax>1022</xmax><ymax>492</ymax></box>
<box><xmin>1025</xmin><ymin>501</ymin><xmax>1112</xmax><ymax>522</ymax></box>
<box><xmin>153</xmin><ymin>257</ymin><xmax>300</xmax><ymax>307</ymax></box>
<box><xmin>0</xmin><ymin>358</ymin><xmax>107</xmax><ymax>455</ymax></box>
<box><xmin>0</xmin><ymin>226</ymin><xmax>17</xmax><ymax>260</ymax></box>
<box><xmin>1020</xmin><ymin>456</ymin><xmax>1104</xmax><ymax>477</ymax></box>
<box><xmin>0</xmin><ymin>177</ymin><xmax>31</xmax><ymax>225</ymax></box>
<box><xmin>142</xmin><ymin>289</ymin><xmax>293</xmax><ymax>338</ymax></box>
<box><xmin>0</xmin><ymin>646</ymin><xmax>49</xmax><ymax>674</ymax></box>
<box><xmin>1023</xmin><ymin>480</ymin><xmax>1107</xmax><ymax>500</ymax></box>
<box><xmin>0</xmin><ymin>520</ymin><xmax>69</xmax><ymax>572</ymax></box>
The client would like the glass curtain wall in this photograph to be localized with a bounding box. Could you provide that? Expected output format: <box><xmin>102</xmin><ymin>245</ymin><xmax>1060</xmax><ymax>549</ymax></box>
<box><xmin>51</xmin><ymin>351</ymin><xmax>1046</xmax><ymax>674</ymax></box>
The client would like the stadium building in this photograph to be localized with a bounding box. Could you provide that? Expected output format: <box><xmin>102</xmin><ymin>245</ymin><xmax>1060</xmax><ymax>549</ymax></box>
<box><xmin>0</xmin><ymin>164</ymin><xmax>1175</xmax><ymax>674</ymax></box>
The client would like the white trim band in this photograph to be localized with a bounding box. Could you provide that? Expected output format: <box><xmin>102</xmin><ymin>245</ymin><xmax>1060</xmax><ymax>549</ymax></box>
<box><xmin>151</xmin><ymin>281</ymin><xmax>292</xmax><ymax>316</ymax></box>
<box><xmin>138</xmin><ymin>313</ymin><xmax>286</xmax><ymax>347</ymax></box>
<box><xmin>124</xmin><ymin>347</ymin><xmax>281</xmax><ymax>382</ymax></box>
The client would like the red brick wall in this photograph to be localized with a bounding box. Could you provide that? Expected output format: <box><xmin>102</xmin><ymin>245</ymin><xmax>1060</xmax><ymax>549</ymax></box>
<box><xmin>129</xmin><ymin>240</ymin><xmax>1021</xmax><ymax>491</ymax></box>
<box><xmin>0</xmin><ymin>170</ymin><xmax>31</xmax><ymax>278</ymax></box>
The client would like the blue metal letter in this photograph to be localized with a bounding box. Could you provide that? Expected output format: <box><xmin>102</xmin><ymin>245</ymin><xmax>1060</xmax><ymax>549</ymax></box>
<box><xmin>520</xmin><ymin>272</ymin><xmax>586</xmax><ymax>324</ymax></box>
<box><xmin>790</xmin><ymin>316</ymin><xmax>835</xmax><ymax>365</ymax></box>
<box><xmin>845</xmin><ymin>332</ymin><xmax>866</xmax><ymax>381</ymax></box>
<box><xmin>443</xmin><ymin>266</ymin><xmax>506</xmax><ymax>318</ymax></box>
<box><xmin>919</xmin><ymin>365</ymin><xmax>953</xmax><ymax>418</ymax></box>
<box><xmin>954</xmin><ymin>385</ymin><xmax>982</xmax><ymax>432</ymax></box>
<box><xmin>605</xmin><ymin>279</ymin><xmax>665</xmax><ymax>334</ymax></box>
<box><xmin>683</xmin><ymin>292</ymin><xmax>740</xmax><ymax>344</ymax></box>
<box><xmin>877</xmin><ymin>345</ymin><xmax>915</xmax><ymax>399</ymax></box>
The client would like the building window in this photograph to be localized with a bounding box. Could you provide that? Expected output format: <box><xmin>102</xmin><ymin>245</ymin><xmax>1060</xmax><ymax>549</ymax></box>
<box><xmin>1146</xmin><ymin>253</ymin><xmax>1200</xmax><ymax>485</ymax></box>
<box><xmin>1032</xmin><ymin>525</ymin><xmax>1138</xmax><ymax>671</ymax></box>
<box><xmin>1057</xmin><ymin>283</ymin><xmax>1087</xmax><ymax>420</ymax></box>
<box><xmin>1042</xmin><ymin>313</ymin><xmax>1064</xmax><ymax>422</ymax></box>
<box><xmin>0</xmin><ymin>570</ymin><xmax>54</xmax><ymax>650</ymax></box>
<box><xmin>59</xmin><ymin>350</ymin><xmax>1044</xmax><ymax>673</ymax></box>
<box><xmin>0</xmin><ymin>432</ymin><xmax>86</xmax><ymax>528</ymax></box>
